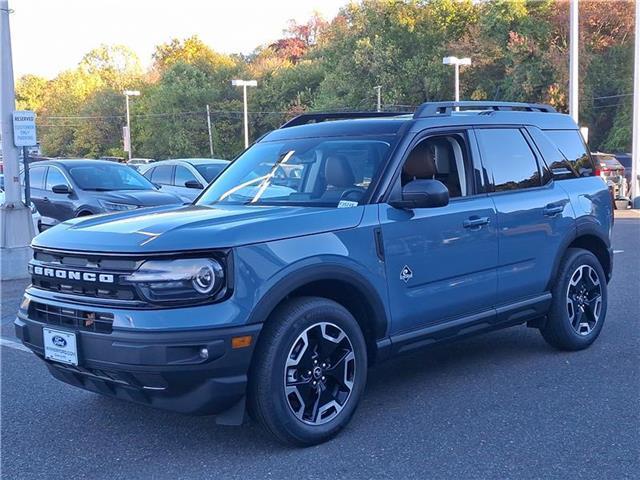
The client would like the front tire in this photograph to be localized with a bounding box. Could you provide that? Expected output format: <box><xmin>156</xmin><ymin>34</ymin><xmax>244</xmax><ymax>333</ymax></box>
<box><xmin>540</xmin><ymin>248</ymin><xmax>608</xmax><ymax>350</ymax></box>
<box><xmin>248</xmin><ymin>297</ymin><xmax>367</xmax><ymax>447</ymax></box>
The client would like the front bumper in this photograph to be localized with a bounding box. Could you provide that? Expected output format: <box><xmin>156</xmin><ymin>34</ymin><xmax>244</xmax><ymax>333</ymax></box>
<box><xmin>15</xmin><ymin>295</ymin><xmax>261</xmax><ymax>417</ymax></box>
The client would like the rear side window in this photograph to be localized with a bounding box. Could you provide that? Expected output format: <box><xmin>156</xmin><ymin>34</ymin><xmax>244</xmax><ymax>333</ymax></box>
<box><xmin>29</xmin><ymin>167</ymin><xmax>46</xmax><ymax>189</ymax></box>
<box><xmin>475</xmin><ymin>128</ymin><xmax>541</xmax><ymax>192</ymax></box>
<box><xmin>544</xmin><ymin>130</ymin><xmax>593</xmax><ymax>177</ymax></box>
<box><xmin>151</xmin><ymin>165</ymin><xmax>173</xmax><ymax>185</ymax></box>
<box><xmin>527</xmin><ymin>127</ymin><xmax>574</xmax><ymax>180</ymax></box>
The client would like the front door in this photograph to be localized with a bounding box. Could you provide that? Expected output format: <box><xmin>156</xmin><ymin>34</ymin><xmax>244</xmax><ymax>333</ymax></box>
<box><xmin>379</xmin><ymin>130</ymin><xmax>499</xmax><ymax>335</ymax></box>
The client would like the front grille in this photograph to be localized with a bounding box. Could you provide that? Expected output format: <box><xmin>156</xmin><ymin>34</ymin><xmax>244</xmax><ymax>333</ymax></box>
<box><xmin>29</xmin><ymin>301</ymin><xmax>114</xmax><ymax>334</ymax></box>
<box><xmin>30</xmin><ymin>248</ymin><xmax>141</xmax><ymax>302</ymax></box>
<box><xmin>31</xmin><ymin>277</ymin><xmax>136</xmax><ymax>301</ymax></box>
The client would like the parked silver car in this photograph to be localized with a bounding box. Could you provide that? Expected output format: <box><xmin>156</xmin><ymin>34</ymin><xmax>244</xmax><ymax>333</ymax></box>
<box><xmin>140</xmin><ymin>158</ymin><xmax>229</xmax><ymax>202</ymax></box>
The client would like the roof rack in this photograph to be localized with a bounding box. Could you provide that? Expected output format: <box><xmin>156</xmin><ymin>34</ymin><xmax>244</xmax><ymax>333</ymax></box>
<box><xmin>281</xmin><ymin>111</ymin><xmax>404</xmax><ymax>128</ymax></box>
<box><xmin>413</xmin><ymin>101</ymin><xmax>556</xmax><ymax>118</ymax></box>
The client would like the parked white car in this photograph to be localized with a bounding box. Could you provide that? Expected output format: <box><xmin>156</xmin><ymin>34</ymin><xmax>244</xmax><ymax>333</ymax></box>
<box><xmin>140</xmin><ymin>158</ymin><xmax>229</xmax><ymax>202</ymax></box>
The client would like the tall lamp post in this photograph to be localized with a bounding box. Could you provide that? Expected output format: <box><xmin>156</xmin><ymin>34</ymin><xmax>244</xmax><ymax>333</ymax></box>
<box><xmin>442</xmin><ymin>56</ymin><xmax>471</xmax><ymax>104</ymax></box>
<box><xmin>232</xmin><ymin>79</ymin><xmax>257</xmax><ymax>149</ymax></box>
<box><xmin>569</xmin><ymin>0</ymin><xmax>579</xmax><ymax>124</ymax></box>
<box><xmin>123</xmin><ymin>90</ymin><xmax>140</xmax><ymax>160</ymax></box>
<box><xmin>631</xmin><ymin>0</ymin><xmax>640</xmax><ymax>207</ymax></box>
<box><xmin>1</xmin><ymin>0</ymin><xmax>35</xmax><ymax>280</ymax></box>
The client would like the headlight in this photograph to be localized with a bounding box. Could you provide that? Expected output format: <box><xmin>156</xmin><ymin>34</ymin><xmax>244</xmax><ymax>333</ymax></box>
<box><xmin>124</xmin><ymin>258</ymin><xmax>225</xmax><ymax>304</ymax></box>
<box><xmin>99</xmin><ymin>200</ymin><xmax>138</xmax><ymax>212</ymax></box>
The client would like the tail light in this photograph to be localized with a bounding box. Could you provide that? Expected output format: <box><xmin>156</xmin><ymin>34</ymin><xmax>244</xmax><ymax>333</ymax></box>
<box><xmin>595</xmin><ymin>163</ymin><xmax>608</xmax><ymax>177</ymax></box>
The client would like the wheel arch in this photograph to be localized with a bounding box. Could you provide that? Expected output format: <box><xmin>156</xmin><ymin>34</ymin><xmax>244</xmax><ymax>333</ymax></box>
<box><xmin>247</xmin><ymin>264</ymin><xmax>389</xmax><ymax>364</ymax></box>
<box><xmin>548</xmin><ymin>227</ymin><xmax>612</xmax><ymax>290</ymax></box>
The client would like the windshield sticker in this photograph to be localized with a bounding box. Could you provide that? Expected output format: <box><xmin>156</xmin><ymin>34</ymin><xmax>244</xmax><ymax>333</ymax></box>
<box><xmin>337</xmin><ymin>200</ymin><xmax>359</xmax><ymax>208</ymax></box>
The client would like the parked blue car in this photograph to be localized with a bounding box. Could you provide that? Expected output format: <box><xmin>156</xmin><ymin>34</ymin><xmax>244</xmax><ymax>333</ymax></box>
<box><xmin>16</xmin><ymin>102</ymin><xmax>613</xmax><ymax>446</ymax></box>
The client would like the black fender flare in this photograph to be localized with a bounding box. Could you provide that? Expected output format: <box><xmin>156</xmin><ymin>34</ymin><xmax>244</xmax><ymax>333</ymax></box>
<box><xmin>246</xmin><ymin>263</ymin><xmax>389</xmax><ymax>340</ymax></box>
<box><xmin>546</xmin><ymin>219</ymin><xmax>612</xmax><ymax>290</ymax></box>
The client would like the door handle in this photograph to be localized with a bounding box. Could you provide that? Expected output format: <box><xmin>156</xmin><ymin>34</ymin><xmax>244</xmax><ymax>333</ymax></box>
<box><xmin>543</xmin><ymin>204</ymin><xmax>564</xmax><ymax>216</ymax></box>
<box><xmin>463</xmin><ymin>216</ymin><xmax>490</xmax><ymax>229</ymax></box>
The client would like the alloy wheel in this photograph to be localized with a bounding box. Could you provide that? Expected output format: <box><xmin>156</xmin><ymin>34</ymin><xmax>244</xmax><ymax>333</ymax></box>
<box><xmin>566</xmin><ymin>264</ymin><xmax>603</xmax><ymax>336</ymax></box>
<box><xmin>284</xmin><ymin>322</ymin><xmax>356</xmax><ymax>425</ymax></box>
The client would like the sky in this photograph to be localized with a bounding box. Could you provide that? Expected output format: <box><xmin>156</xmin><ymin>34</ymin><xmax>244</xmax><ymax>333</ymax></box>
<box><xmin>9</xmin><ymin>0</ymin><xmax>349</xmax><ymax>79</ymax></box>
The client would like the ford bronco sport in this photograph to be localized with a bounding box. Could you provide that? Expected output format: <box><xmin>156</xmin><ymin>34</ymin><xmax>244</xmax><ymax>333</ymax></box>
<box><xmin>16</xmin><ymin>101</ymin><xmax>613</xmax><ymax>446</ymax></box>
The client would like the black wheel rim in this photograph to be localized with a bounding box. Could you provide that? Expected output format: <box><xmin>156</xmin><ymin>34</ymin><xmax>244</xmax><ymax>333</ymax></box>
<box><xmin>283</xmin><ymin>322</ymin><xmax>356</xmax><ymax>425</ymax></box>
<box><xmin>566</xmin><ymin>264</ymin><xmax>603</xmax><ymax>336</ymax></box>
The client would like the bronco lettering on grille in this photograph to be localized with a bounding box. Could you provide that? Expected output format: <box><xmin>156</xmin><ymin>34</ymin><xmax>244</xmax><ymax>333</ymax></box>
<box><xmin>29</xmin><ymin>265</ymin><xmax>115</xmax><ymax>284</ymax></box>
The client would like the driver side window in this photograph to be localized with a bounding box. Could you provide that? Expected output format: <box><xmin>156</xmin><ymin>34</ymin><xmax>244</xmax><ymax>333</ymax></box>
<box><xmin>45</xmin><ymin>167</ymin><xmax>69</xmax><ymax>192</ymax></box>
<box><xmin>401</xmin><ymin>134</ymin><xmax>470</xmax><ymax>198</ymax></box>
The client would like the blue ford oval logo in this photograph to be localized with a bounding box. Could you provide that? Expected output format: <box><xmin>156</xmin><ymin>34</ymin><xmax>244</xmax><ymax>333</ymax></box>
<box><xmin>52</xmin><ymin>335</ymin><xmax>67</xmax><ymax>348</ymax></box>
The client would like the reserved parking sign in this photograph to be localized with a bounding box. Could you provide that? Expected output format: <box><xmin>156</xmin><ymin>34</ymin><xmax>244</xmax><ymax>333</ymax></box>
<box><xmin>12</xmin><ymin>110</ymin><xmax>37</xmax><ymax>147</ymax></box>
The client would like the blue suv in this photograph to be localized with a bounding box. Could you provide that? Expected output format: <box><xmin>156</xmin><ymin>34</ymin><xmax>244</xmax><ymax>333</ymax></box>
<box><xmin>16</xmin><ymin>102</ymin><xmax>613</xmax><ymax>446</ymax></box>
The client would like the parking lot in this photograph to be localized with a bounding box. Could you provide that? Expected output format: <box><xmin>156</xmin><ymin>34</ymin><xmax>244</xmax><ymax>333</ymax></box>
<box><xmin>1</xmin><ymin>217</ymin><xmax>638</xmax><ymax>480</ymax></box>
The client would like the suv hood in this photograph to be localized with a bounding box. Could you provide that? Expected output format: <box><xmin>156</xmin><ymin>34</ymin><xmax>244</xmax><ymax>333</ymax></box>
<box><xmin>33</xmin><ymin>204</ymin><xmax>365</xmax><ymax>253</ymax></box>
<box><xmin>96</xmin><ymin>189</ymin><xmax>182</xmax><ymax>207</ymax></box>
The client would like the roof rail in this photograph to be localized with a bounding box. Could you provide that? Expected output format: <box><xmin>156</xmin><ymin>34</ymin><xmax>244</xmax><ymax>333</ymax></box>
<box><xmin>281</xmin><ymin>111</ymin><xmax>404</xmax><ymax>128</ymax></box>
<box><xmin>413</xmin><ymin>101</ymin><xmax>556</xmax><ymax>118</ymax></box>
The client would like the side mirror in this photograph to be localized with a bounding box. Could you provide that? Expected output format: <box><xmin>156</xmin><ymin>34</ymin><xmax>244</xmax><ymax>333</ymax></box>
<box><xmin>51</xmin><ymin>184</ymin><xmax>72</xmax><ymax>195</ymax></box>
<box><xmin>184</xmin><ymin>179</ymin><xmax>204</xmax><ymax>190</ymax></box>
<box><xmin>390</xmin><ymin>179</ymin><xmax>449</xmax><ymax>209</ymax></box>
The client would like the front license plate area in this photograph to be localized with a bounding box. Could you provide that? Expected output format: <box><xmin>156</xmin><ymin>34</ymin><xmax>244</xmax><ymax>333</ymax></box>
<box><xmin>43</xmin><ymin>328</ymin><xmax>78</xmax><ymax>366</ymax></box>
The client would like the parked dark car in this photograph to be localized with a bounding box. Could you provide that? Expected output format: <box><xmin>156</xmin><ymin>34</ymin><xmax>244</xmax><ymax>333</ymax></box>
<box><xmin>140</xmin><ymin>158</ymin><xmax>230</xmax><ymax>202</ymax></box>
<box><xmin>26</xmin><ymin>159</ymin><xmax>182</xmax><ymax>230</ymax></box>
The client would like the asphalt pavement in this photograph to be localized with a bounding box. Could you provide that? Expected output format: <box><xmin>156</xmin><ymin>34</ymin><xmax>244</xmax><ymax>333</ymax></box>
<box><xmin>1</xmin><ymin>219</ymin><xmax>638</xmax><ymax>479</ymax></box>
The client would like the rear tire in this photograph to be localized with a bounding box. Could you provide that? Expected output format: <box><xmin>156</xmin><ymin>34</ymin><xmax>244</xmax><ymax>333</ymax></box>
<box><xmin>540</xmin><ymin>248</ymin><xmax>607</xmax><ymax>351</ymax></box>
<box><xmin>248</xmin><ymin>297</ymin><xmax>367</xmax><ymax>447</ymax></box>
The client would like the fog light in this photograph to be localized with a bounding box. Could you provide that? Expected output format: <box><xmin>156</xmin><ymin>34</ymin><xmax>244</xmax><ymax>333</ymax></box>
<box><xmin>199</xmin><ymin>347</ymin><xmax>209</xmax><ymax>359</ymax></box>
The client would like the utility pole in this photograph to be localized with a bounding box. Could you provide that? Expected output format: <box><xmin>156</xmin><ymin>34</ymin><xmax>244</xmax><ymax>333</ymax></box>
<box><xmin>123</xmin><ymin>90</ymin><xmax>140</xmax><ymax>160</ymax></box>
<box><xmin>374</xmin><ymin>85</ymin><xmax>382</xmax><ymax>112</ymax></box>
<box><xmin>569</xmin><ymin>0</ymin><xmax>579</xmax><ymax>123</ymax></box>
<box><xmin>632</xmin><ymin>0</ymin><xmax>640</xmax><ymax>207</ymax></box>
<box><xmin>0</xmin><ymin>0</ymin><xmax>35</xmax><ymax>280</ymax></box>
<box><xmin>206</xmin><ymin>104</ymin><xmax>214</xmax><ymax>157</ymax></box>
<box><xmin>231</xmin><ymin>79</ymin><xmax>257</xmax><ymax>149</ymax></box>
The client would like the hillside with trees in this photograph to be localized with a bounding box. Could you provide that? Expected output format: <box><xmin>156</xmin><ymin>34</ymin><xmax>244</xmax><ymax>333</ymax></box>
<box><xmin>15</xmin><ymin>0</ymin><xmax>636</xmax><ymax>160</ymax></box>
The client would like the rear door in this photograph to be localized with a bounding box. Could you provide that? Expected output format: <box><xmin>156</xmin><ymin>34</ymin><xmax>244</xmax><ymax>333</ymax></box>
<box><xmin>27</xmin><ymin>166</ymin><xmax>47</xmax><ymax>214</ymax></box>
<box><xmin>475</xmin><ymin>127</ymin><xmax>573</xmax><ymax>305</ymax></box>
<box><xmin>379</xmin><ymin>129</ymin><xmax>499</xmax><ymax>335</ymax></box>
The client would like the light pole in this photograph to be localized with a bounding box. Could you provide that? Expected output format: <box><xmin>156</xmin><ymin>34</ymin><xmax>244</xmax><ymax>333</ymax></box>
<box><xmin>632</xmin><ymin>0</ymin><xmax>640</xmax><ymax>207</ymax></box>
<box><xmin>374</xmin><ymin>85</ymin><xmax>382</xmax><ymax>112</ymax></box>
<box><xmin>569</xmin><ymin>0</ymin><xmax>579</xmax><ymax>123</ymax></box>
<box><xmin>1</xmin><ymin>0</ymin><xmax>35</xmax><ymax>279</ymax></box>
<box><xmin>232</xmin><ymin>79</ymin><xmax>257</xmax><ymax>149</ymax></box>
<box><xmin>123</xmin><ymin>90</ymin><xmax>140</xmax><ymax>160</ymax></box>
<box><xmin>442</xmin><ymin>56</ymin><xmax>471</xmax><ymax>105</ymax></box>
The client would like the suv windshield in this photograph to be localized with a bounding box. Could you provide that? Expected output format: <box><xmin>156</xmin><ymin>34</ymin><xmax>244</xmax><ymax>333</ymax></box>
<box><xmin>68</xmin><ymin>163</ymin><xmax>157</xmax><ymax>191</ymax></box>
<box><xmin>197</xmin><ymin>135</ymin><xmax>395</xmax><ymax>207</ymax></box>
